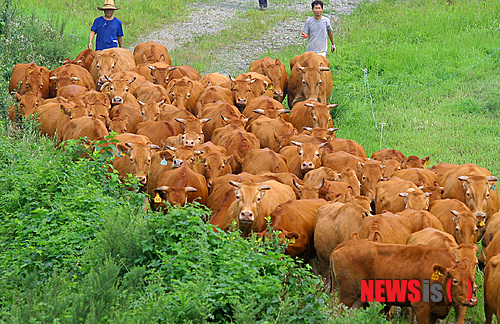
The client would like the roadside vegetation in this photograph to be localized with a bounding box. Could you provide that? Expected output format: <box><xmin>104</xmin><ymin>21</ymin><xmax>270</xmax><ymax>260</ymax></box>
<box><xmin>0</xmin><ymin>0</ymin><xmax>499</xmax><ymax>322</ymax></box>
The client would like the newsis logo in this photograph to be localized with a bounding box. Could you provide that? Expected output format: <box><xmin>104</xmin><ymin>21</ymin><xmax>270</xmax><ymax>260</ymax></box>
<box><xmin>360</xmin><ymin>269</ymin><xmax>474</xmax><ymax>303</ymax></box>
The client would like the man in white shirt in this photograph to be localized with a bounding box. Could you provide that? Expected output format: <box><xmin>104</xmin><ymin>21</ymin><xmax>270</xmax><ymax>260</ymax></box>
<box><xmin>301</xmin><ymin>0</ymin><xmax>335</xmax><ymax>57</ymax></box>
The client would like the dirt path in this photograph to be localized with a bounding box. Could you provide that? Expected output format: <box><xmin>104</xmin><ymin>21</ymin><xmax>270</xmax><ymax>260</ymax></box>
<box><xmin>135</xmin><ymin>0</ymin><xmax>369</xmax><ymax>74</ymax></box>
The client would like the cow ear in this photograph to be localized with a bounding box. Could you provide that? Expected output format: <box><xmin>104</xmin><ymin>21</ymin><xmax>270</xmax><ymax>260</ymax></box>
<box><xmin>431</xmin><ymin>264</ymin><xmax>447</xmax><ymax>277</ymax></box>
<box><xmin>229</xmin><ymin>180</ymin><xmax>241</xmax><ymax>188</ymax></box>
<box><xmin>373</xmin><ymin>231</ymin><xmax>382</xmax><ymax>242</ymax></box>
<box><xmin>352</xmin><ymin>232</ymin><xmax>359</xmax><ymax>240</ymax></box>
<box><xmin>116</xmin><ymin>143</ymin><xmax>129</xmax><ymax>155</ymax></box>
<box><xmin>285</xmin><ymin>232</ymin><xmax>300</xmax><ymax>242</ymax></box>
<box><xmin>422</xmin><ymin>156</ymin><xmax>430</xmax><ymax>167</ymax></box>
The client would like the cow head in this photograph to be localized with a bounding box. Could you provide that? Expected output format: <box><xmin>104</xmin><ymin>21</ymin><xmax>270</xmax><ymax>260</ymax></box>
<box><xmin>149</xmin><ymin>65</ymin><xmax>170</xmax><ymax>88</ymax></box>
<box><xmin>399</xmin><ymin>187</ymin><xmax>430</xmax><ymax>211</ymax></box>
<box><xmin>10</xmin><ymin>91</ymin><xmax>43</xmax><ymax>121</ymax></box>
<box><xmin>261</xmin><ymin>58</ymin><xmax>286</xmax><ymax>102</ymax></box>
<box><xmin>434</xmin><ymin>262</ymin><xmax>477</xmax><ymax>307</ymax></box>
<box><xmin>202</xmin><ymin>153</ymin><xmax>232</xmax><ymax>189</ymax></box>
<box><xmin>402</xmin><ymin>155</ymin><xmax>430</xmax><ymax>169</ymax></box>
<box><xmin>24</xmin><ymin>65</ymin><xmax>45</xmax><ymax>94</ymax></box>
<box><xmin>291</xmin><ymin>141</ymin><xmax>325</xmax><ymax>175</ymax></box>
<box><xmin>359</xmin><ymin>162</ymin><xmax>385</xmax><ymax>198</ymax></box>
<box><xmin>338</xmin><ymin>168</ymin><xmax>361</xmax><ymax>196</ymax></box>
<box><xmin>100</xmin><ymin>76</ymin><xmax>136</xmax><ymax>105</ymax></box>
<box><xmin>138</xmin><ymin>99</ymin><xmax>166</xmax><ymax>122</ymax></box>
<box><xmin>94</xmin><ymin>53</ymin><xmax>120</xmax><ymax>87</ymax></box>
<box><xmin>230</xmin><ymin>78</ymin><xmax>254</xmax><ymax>108</ymax></box>
<box><xmin>302</xmin><ymin>101</ymin><xmax>336</xmax><ymax>128</ymax></box>
<box><xmin>168</xmin><ymin>78</ymin><xmax>193</xmax><ymax>110</ymax></box>
<box><xmin>450</xmin><ymin>209</ymin><xmax>479</xmax><ymax>245</ymax></box>
<box><xmin>116</xmin><ymin>142</ymin><xmax>159</xmax><ymax>185</ymax></box>
<box><xmin>459</xmin><ymin>175</ymin><xmax>498</xmax><ymax>219</ymax></box>
<box><xmin>164</xmin><ymin>146</ymin><xmax>203</xmax><ymax>168</ymax></box>
<box><xmin>50</xmin><ymin>72</ymin><xmax>80</xmax><ymax>95</ymax></box>
<box><xmin>381</xmin><ymin>157</ymin><xmax>402</xmax><ymax>178</ymax></box>
<box><xmin>229</xmin><ymin>181</ymin><xmax>271</xmax><ymax>231</ymax></box>
<box><xmin>108</xmin><ymin>116</ymin><xmax>130</xmax><ymax>134</ymax></box>
<box><xmin>292</xmin><ymin>178</ymin><xmax>323</xmax><ymax>199</ymax></box>
<box><xmin>302</xmin><ymin>126</ymin><xmax>338</xmax><ymax>140</ymax></box>
<box><xmin>296</xmin><ymin>64</ymin><xmax>330</xmax><ymax>103</ymax></box>
<box><xmin>154</xmin><ymin>185</ymin><xmax>198</xmax><ymax>207</ymax></box>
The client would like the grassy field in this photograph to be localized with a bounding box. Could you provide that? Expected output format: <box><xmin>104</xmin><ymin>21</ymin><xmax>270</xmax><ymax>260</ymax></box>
<box><xmin>2</xmin><ymin>0</ymin><xmax>500</xmax><ymax>322</ymax></box>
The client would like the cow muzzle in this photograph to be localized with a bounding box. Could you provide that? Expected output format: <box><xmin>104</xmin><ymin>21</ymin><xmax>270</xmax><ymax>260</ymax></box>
<box><xmin>112</xmin><ymin>97</ymin><xmax>123</xmax><ymax>105</ymax></box>
<box><xmin>301</xmin><ymin>161</ymin><xmax>315</xmax><ymax>171</ymax></box>
<box><xmin>239</xmin><ymin>210</ymin><xmax>254</xmax><ymax>223</ymax></box>
<box><xmin>236</xmin><ymin>98</ymin><xmax>246</xmax><ymax>106</ymax></box>
<box><xmin>172</xmin><ymin>160</ymin><xmax>184</xmax><ymax>168</ymax></box>
<box><xmin>136</xmin><ymin>175</ymin><xmax>147</xmax><ymax>185</ymax></box>
<box><xmin>462</xmin><ymin>297</ymin><xmax>477</xmax><ymax>307</ymax></box>
<box><xmin>274</xmin><ymin>90</ymin><xmax>283</xmax><ymax>98</ymax></box>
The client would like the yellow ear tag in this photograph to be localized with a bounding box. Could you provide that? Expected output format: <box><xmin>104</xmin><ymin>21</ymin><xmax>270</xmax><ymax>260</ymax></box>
<box><xmin>431</xmin><ymin>269</ymin><xmax>444</xmax><ymax>280</ymax></box>
<box><xmin>154</xmin><ymin>193</ymin><xmax>162</xmax><ymax>203</ymax></box>
<box><xmin>267</xmin><ymin>84</ymin><xmax>274</xmax><ymax>90</ymax></box>
<box><xmin>84</xmin><ymin>144</ymin><xmax>90</xmax><ymax>149</ymax></box>
<box><xmin>480</xmin><ymin>220</ymin><xmax>486</xmax><ymax>227</ymax></box>
<box><xmin>117</xmin><ymin>150</ymin><xmax>126</xmax><ymax>157</ymax></box>
<box><xmin>29</xmin><ymin>70</ymin><xmax>33</xmax><ymax>74</ymax></box>
<box><xmin>290</xmin><ymin>237</ymin><xmax>296</xmax><ymax>244</ymax></box>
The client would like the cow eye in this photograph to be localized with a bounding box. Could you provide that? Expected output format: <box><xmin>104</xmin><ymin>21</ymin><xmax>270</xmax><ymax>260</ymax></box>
<box><xmin>130</xmin><ymin>158</ymin><xmax>134</xmax><ymax>163</ymax></box>
<box><xmin>186</xmin><ymin>93</ymin><xmax>191</xmax><ymax>99</ymax></box>
<box><xmin>125</xmin><ymin>88</ymin><xmax>129</xmax><ymax>92</ymax></box>
<box><xmin>153</xmin><ymin>77</ymin><xmax>157</xmax><ymax>82</ymax></box>
<box><xmin>362</xmin><ymin>176</ymin><xmax>366</xmax><ymax>181</ymax></box>
<box><xmin>111</xmin><ymin>65</ymin><xmax>115</xmax><ymax>70</ymax></box>
<box><xmin>204</xmin><ymin>163</ymin><xmax>208</xmax><ymax>167</ymax></box>
<box><xmin>171</xmin><ymin>92</ymin><xmax>176</xmax><ymax>98</ymax></box>
<box><xmin>318</xmin><ymin>80</ymin><xmax>322</xmax><ymax>85</ymax></box>
<box><xmin>147</xmin><ymin>158</ymin><xmax>151</xmax><ymax>164</ymax></box>
<box><xmin>452</xmin><ymin>279</ymin><xmax>459</xmax><ymax>285</ymax></box>
<box><xmin>257</xmin><ymin>197</ymin><xmax>261</xmax><ymax>202</ymax></box>
<box><xmin>96</xmin><ymin>64</ymin><xmax>100</xmax><ymax>69</ymax></box>
<box><xmin>109</xmin><ymin>86</ymin><xmax>114</xmax><ymax>91</ymax></box>
<box><xmin>302</xmin><ymin>80</ymin><xmax>306</xmax><ymax>85</ymax></box>
<box><xmin>235</xmin><ymin>195</ymin><xmax>241</xmax><ymax>200</ymax></box>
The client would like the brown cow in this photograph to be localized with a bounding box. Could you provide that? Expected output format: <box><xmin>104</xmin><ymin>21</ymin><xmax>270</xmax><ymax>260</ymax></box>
<box><xmin>133</xmin><ymin>41</ymin><xmax>171</xmax><ymax>65</ymax></box>
<box><xmin>396</xmin><ymin>209</ymin><xmax>444</xmax><ymax>232</ymax></box>
<box><xmin>8</xmin><ymin>92</ymin><xmax>43</xmax><ymax>122</ymax></box>
<box><xmin>287</xmin><ymin>52</ymin><xmax>333</xmax><ymax>107</ymax></box>
<box><xmin>57</xmin><ymin>85</ymin><xmax>88</xmax><ymax>98</ymax></box>
<box><xmin>375</xmin><ymin>177</ymin><xmax>430</xmax><ymax>214</ymax></box>
<box><xmin>393</xmin><ymin>168</ymin><xmax>440</xmax><ymax>188</ymax></box>
<box><xmin>135</xmin><ymin>121</ymin><xmax>177</xmax><ymax>147</ymax></box>
<box><xmin>328</xmin><ymin>138</ymin><xmax>367</xmax><ymax>158</ymax></box>
<box><xmin>217</xmin><ymin>129</ymin><xmax>260</xmax><ymax>173</ymax></box>
<box><xmin>142</xmin><ymin>61</ymin><xmax>170</xmax><ymax>87</ymax></box>
<box><xmin>151</xmin><ymin>163</ymin><xmax>208</xmax><ymax>211</ymax></box>
<box><xmin>166</xmin><ymin>76</ymin><xmax>204</xmax><ymax>114</ymax></box>
<box><xmin>9</xmin><ymin>63</ymin><xmax>50</xmax><ymax>98</ymax></box>
<box><xmin>371</xmin><ymin>148</ymin><xmax>406</xmax><ymax>162</ymax></box>
<box><xmin>198</xmin><ymin>100</ymin><xmax>242</xmax><ymax>141</ymax></box>
<box><xmin>303</xmin><ymin>166</ymin><xmax>338</xmax><ymax>186</ymax></box>
<box><xmin>241</xmin><ymin>95</ymin><xmax>289</xmax><ymax>126</ymax></box>
<box><xmin>354</xmin><ymin>212</ymin><xmax>412</xmax><ymax>243</ymax></box>
<box><xmin>402</xmin><ymin>155</ymin><xmax>430</xmax><ymax>169</ymax></box>
<box><xmin>195</xmin><ymin>85</ymin><xmax>233</xmax><ymax>112</ymax></box>
<box><xmin>336</xmin><ymin>167</ymin><xmax>361</xmax><ymax>196</ymax></box>
<box><xmin>430</xmin><ymin>162</ymin><xmax>459</xmax><ymax>180</ymax></box>
<box><xmin>62</xmin><ymin>116</ymin><xmax>109</xmax><ymax>142</ymax></box>
<box><xmin>137</xmin><ymin>99</ymin><xmax>167</xmax><ymax>122</ymax></box>
<box><xmin>280</xmin><ymin>141</ymin><xmax>326</xmax><ymax>179</ymax></box>
<box><xmin>286</xmin><ymin>100</ymin><xmax>336</xmax><ymax>131</ymax></box>
<box><xmin>62</xmin><ymin>48</ymin><xmax>96</xmax><ymax>72</ymax></box>
<box><xmin>257</xmin><ymin>199</ymin><xmax>327</xmax><ymax>261</ymax></box>
<box><xmin>241</xmin><ymin>149</ymin><xmax>289</xmax><ymax>175</ymax></box>
<box><xmin>156</xmin><ymin>104</ymin><xmax>197</xmax><ymax>133</ymax></box>
<box><xmin>484</xmin><ymin>254</ymin><xmax>500</xmax><ymax>324</ymax></box>
<box><xmin>429</xmin><ymin>199</ymin><xmax>481</xmax><ymax>245</ymax></box>
<box><xmin>36</xmin><ymin>102</ymin><xmax>89</xmax><ymax>141</ymax></box>
<box><xmin>134</xmin><ymin>81</ymin><xmax>170</xmax><ymax>104</ymax></box>
<box><xmin>235</xmin><ymin>72</ymin><xmax>273</xmax><ymax>100</ymax></box>
<box><xmin>214</xmin><ymin>180</ymin><xmax>295</xmax><ymax>237</ymax></box>
<box><xmin>407</xmin><ymin>228</ymin><xmax>478</xmax><ymax>324</ymax></box>
<box><xmin>332</xmin><ymin>239</ymin><xmax>477</xmax><ymax>322</ymax></box>
<box><xmin>89</xmin><ymin>48</ymin><xmax>135</xmax><ymax>89</ymax></box>
<box><xmin>258</xmin><ymin>172</ymin><xmax>323</xmax><ymax>200</ymax></box>
<box><xmin>249</xmin><ymin>56</ymin><xmax>288</xmax><ymax>102</ymax></box>
<box><xmin>109</xmin><ymin>102</ymin><xmax>142</xmax><ymax>133</ymax></box>
<box><xmin>112</xmin><ymin>133</ymin><xmax>159</xmax><ymax>185</ymax></box>
<box><xmin>165</xmin><ymin>64</ymin><xmax>201</xmax><ymax>83</ymax></box>
<box><xmin>194</xmin><ymin>151</ymin><xmax>232</xmax><ymax>189</ymax></box>
<box><xmin>248</xmin><ymin>116</ymin><xmax>295</xmax><ymax>152</ymax></box>
<box><xmin>211</xmin><ymin>116</ymin><xmax>250</xmax><ymax>145</ymax></box>
<box><xmin>381</xmin><ymin>157</ymin><xmax>402</xmax><ymax>178</ymax></box>
<box><xmin>441</xmin><ymin>163</ymin><xmax>499</xmax><ymax>219</ymax></box>
<box><xmin>319</xmin><ymin>180</ymin><xmax>352</xmax><ymax>202</ymax></box>
<box><xmin>200</xmin><ymin>72</ymin><xmax>231</xmax><ymax>87</ymax></box>
<box><xmin>484</xmin><ymin>232</ymin><xmax>500</xmax><ymax>264</ymax></box>
<box><xmin>314</xmin><ymin>202</ymin><xmax>371</xmax><ymax>285</ymax></box>
<box><xmin>482</xmin><ymin>212</ymin><xmax>500</xmax><ymax>249</ymax></box>
<box><xmin>100</xmin><ymin>75</ymin><xmax>139</xmax><ymax>106</ymax></box>
<box><xmin>49</xmin><ymin>64</ymin><xmax>94</xmax><ymax>97</ymax></box>
<box><xmin>321</xmin><ymin>151</ymin><xmax>364</xmax><ymax>174</ymax></box>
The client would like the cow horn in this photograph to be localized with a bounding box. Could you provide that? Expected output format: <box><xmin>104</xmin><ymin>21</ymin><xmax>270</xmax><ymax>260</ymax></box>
<box><xmin>298</xmin><ymin>66</ymin><xmax>305</xmax><ymax>72</ymax></box>
<box><xmin>249</xmin><ymin>79</ymin><xmax>256</xmax><ymax>84</ymax></box>
<box><xmin>148</xmin><ymin>66</ymin><xmax>155</xmax><ymax>71</ymax></box>
<box><xmin>156</xmin><ymin>186</ymin><xmax>169</xmax><ymax>192</ymax></box>
<box><xmin>260</xmin><ymin>185</ymin><xmax>271</xmax><ymax>191</ymax></box>
<box><xmin>70</xmin><ymin>77</ymin><xmax>80</xmax><ymax>81</ymax></box>
<box><xmin>138</xmin><ymin>100</ymin><xmax>146</xmax><ymax>106</ymax></box>
<box><xmin>100</xmin><ymin>82</ymin><xmax>110</xmax><ymax>91</ymax></box>
<box><xmin>304</xmin><ymin>103</ymin><xmax>315</xmax><ymax>108</ymax></box>
<box><xmin>291</xmin><ymin>141</ymin><xmax>303</xmax><ymax>147</ymax></box>
<box><xmin>487</xmin><ymin>176</ymin><xmax>498</xmax><ymax>182</ymax></box>
<box><xmin>164</xmin><ymin>145</ymin><xmax>177</xmax><ymax>151</ymax></box>
<box><xmin>200</xmin><ymin>118</ymin><xmax>211</xmax><ymax>123</ymax></box>
<box><xmin>318</xmin><ymin>142</ymin><xmax>328</xmax><ymax>148</ymax></box>
<box><xmin>292</xmin><ymin>179</ymin><xmax>302</xmax><ymax>189</ymax></box>
<box><xmin>317</xmin><ymin>178</ymin><xmax>325</xmax><ymax>189</ymax></box>
<box><xmin>327</xmin><ymin>104</ymin><xmax>339</xmax><ymax>108</ymax></box>
<box><xmin>302</xmin><ymin>127</ymin><xmax>312</xmax><ymax>131</ymax></box>
<box><xmin>128</xmin><ymin>77</ymin><xmax>137</xmax><ymax>84</ymax></box>
<box><xmin>280</xmin><ymin>109</ymin><xmax>291</xmax><ymax>114</ymax></box>
<box><xmin>399</xmin><ymin>192</ymin><xmax>409</xmax><ymax>197</ymax></box>
<box><xmin>185</xmin><ymin>187</ymin><xmax>198</xmax><ymax>192</ymax></box>
<box><xmin>328</xmin><ymin>127</ymin><xmax>339</xmax><ymax>132</ymax></box>
<box><xmin>49</xmin><ymin>76</ymin><xmax>58</xmax><ymax>80</ymax></box>
<box><xmin>319</xmin><ymin>67</ymin><xmax>330</xmax><ymax>71</ymax></box>
<box><xmin>458</xmin><ymin>176</ymin><xmax>469</xmax><ymax>181</ymax></box>
<box><xmin>253</xmin><ymin>109</ymin><xmax>265</xmax><ymax>114</ymax></box>
<box><xmin>104</xmin><ymin>75</ymin><xmax>112</xmax><ymax>82</ymax></box>
<box><xmin>229</xmin><ymin>180</ymin><xmax>241</xmax><ymax>188</ymax></box>
<box><xmin>175</xmin><ymin>118</ymin><xmax>186</xmax><ymax>124</ymax></box>
<box><xmin>221</xmin><ymin>115</ymin><xmax>229</xmax><ymax>122</ymax></box>
<box><xmin>125</xmin><ymin>142</ymin><xmax>133</xmax><ymax>148</ymax></box>
<box><xmin>450</xmin><ymin>210</ymin><xmax>460</xmax><ymax>217</ymax></box>
<box><xmin>149</xmin><ymin>144</ymin><xmax>160</xmax><ymax>149</ymax></box>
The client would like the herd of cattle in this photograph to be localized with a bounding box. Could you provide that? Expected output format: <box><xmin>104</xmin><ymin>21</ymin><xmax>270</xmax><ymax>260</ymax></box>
<box><xmin>8</xmin><ymin>41</ymin><xmax>500</xmax><ymax>323</ymax></box>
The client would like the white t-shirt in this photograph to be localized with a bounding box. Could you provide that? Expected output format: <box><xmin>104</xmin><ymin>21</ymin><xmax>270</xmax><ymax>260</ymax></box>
<box><xmin>303</xmin><ymin>16</ymin><xmax>333</xmax><ymax>54</ymax></box>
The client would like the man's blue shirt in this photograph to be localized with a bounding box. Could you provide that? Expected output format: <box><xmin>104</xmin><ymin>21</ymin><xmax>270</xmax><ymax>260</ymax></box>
<box><xmin>91</xmin><ymin>17</ymin><xmax>123</xmax><ymax>51</ymax></box>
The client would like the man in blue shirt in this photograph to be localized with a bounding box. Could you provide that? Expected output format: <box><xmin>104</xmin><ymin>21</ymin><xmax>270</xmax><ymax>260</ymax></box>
<box><xmin>88</xmin><ymin>0</ymin><xmax>124</xmax><ymax>51</ymax></box>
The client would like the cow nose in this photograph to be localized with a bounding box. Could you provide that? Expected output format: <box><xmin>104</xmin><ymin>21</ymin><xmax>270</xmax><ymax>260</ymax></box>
<box><xmin>112</xmin><ymin>97</ymin><xmax>123</xmax><ymax>104</ymax></box>
<box><xmin>240</xmin><ymin>210</ymin><xmax>254</xmax><ymax>222</ymax></box>
<box><xmin>237</xmin><ymin>98</ymin><xmax>246</xmax><ymax>105</ymax></box>
<box><xmin>301</xmin><ymin>161</ymin><xmax>314</xmax><ymax>170</ymax></box>
<box><xmin>185</xmin><ymin>140</ymin><xmax>194</xmax><ymax>147</ymax></box>
<box><xmin>207</xmin><ymin>180</ymin><xmax>213</xmax><ymax>188</ymax></box>
<box><xmin>274</xmin><ymin>90</ymin><xmax>283</xmax><ymax>97</ymax></box>
<box><xmin>473</xmin><ymin>285</ymin><xmax>477</xmax><ymax>294</ymax></box>
<box><xmin>173</xmin><ymin>159</ymin><xmax>183</xmax><ymax>168</ymax></box>
<box><xmin>475</xmin><ymin>211</ymin><xmax>486</xmax><ymax>219</ymax></box>
<box><xmin>137</xmin><ymin>176</ymin><xmax>147</xmax><ymax>185</ymax></box>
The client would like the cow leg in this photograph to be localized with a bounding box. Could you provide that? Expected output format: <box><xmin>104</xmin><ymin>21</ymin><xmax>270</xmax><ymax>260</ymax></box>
<box><xmin>412</xmin><ymin>304</ymin><xmax>431</xmax><ymax>324</ymax></box>
<box><xmin>484</xmin><ymin>300</ymin><xmax>494</xmax><ymax>324</ymax></box>
<box><xmin>453</xmin><ymin>305</ymin><xmax>466</xmax><ymax>324</ymax></box>
<box><xmin>351</xmin><ymin>298</ymin><xmax>364</xmax><ymax>309</ymax></box>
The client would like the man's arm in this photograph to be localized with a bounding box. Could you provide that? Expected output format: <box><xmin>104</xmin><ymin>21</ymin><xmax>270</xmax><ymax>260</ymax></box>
<box><xmin>89</xmin><ymin>31</ymin><xmax>96</xmax><ymax>49</ymax></box>
<box><xmin>328</xmin><ymin>30</ymin><xmax>335</xmax><ymax>52</ymax></box>
<box><xmin>117</xmin><ymin>36</ymin><xmax>123</xmax><ymax>48</ymax></box>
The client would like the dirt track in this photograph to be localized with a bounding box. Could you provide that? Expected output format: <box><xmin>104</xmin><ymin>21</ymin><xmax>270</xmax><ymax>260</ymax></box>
<box><xmin>135</xmin><ymin>0</ymin><xmax>369</xmax><ymax>74</ymax></box>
